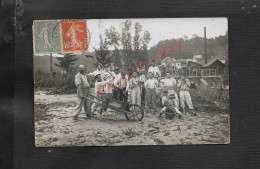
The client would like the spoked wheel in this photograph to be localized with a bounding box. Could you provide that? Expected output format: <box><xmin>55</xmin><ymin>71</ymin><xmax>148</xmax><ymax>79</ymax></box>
<box><xmin>92</xmin><ymin>102</ymin><xmax>104</xmax><ymax>115</ymax></box>
<box><xmin>125</xmin><ymin>104</ymin><xmax>144</xmax><ymax>121</ymax></box>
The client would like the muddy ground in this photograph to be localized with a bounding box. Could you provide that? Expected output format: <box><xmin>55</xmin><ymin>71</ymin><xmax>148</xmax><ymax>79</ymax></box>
<box><xmin>34</xmin><ymin>90</ymin><xmax>230</xmax><ymax>147</ymax></box>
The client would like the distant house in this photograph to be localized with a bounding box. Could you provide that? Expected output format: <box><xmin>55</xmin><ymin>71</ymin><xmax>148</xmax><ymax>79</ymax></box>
<box><xmin>193</xmin><ymin>55</ymin><xmax>203</xmax><ymax>61</ymax></box>
<box><xmin>187</xmin><ymin>58</ymin><xmax>225</xmax><ymax>75</ymax></box>
<box><xmin>161</xmin><ymin>57</ymin><xmax>193</xmax><ymax>69</ymax></box>
<box><xmin>202</xmin><ymin>58</ymin><xmax>225</xmax><ymax>75</ymax></box>
<box><xmin>188</xmin><ymin>61</ymin><xmax>203</xmax><ymax>69</ymax></box>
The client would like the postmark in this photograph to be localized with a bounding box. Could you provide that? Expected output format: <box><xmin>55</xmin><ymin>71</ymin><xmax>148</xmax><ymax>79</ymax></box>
<box><xmin>61</xmin><ymin>19</ymin><xmax>88</xmax><ymax>53</ymax></box>
<box><xmin>33</xmin><ymin>20</ymin><xmax>61</xmax><ymax>54</ymax></box>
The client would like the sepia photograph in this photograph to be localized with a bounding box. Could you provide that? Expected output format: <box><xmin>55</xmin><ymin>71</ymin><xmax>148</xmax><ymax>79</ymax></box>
<box><xmin>33</xmin><ymin>18</ymin><xmax>229</xmax><ymax>146</ymax></box>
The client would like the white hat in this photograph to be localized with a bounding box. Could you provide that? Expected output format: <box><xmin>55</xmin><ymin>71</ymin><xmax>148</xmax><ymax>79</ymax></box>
<box><xmin>79</xmin><ymin>65</ymin><xmax>84</xmax><ymax>68</ymax></box>
<box><xmin>92</xmin><ymin>70</ymin><xmax>101</xmax><ymax>77</ymax></box>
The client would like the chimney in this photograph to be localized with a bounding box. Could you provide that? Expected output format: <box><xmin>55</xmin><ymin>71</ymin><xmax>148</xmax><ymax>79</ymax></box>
<box><xmin>204</xmin><ymin>27</ymin><xmax>207</xmax><ymax>64</ymax></box>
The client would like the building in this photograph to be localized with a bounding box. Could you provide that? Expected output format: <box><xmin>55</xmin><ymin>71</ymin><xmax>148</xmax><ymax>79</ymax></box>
<box><xmin>188</xmin><ymin>58</ymin><xmax>225</xmax><ymax>75</ymax></box>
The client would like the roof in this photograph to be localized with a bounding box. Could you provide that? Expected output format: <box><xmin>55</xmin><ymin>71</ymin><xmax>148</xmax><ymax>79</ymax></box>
<box><xmin>189</xmin><ymin>58</ymin><xmax>225</xmax><ymax>67</ymax></box>
<box><xmin>161</xmin><ymin>57</ymin><xmax>193</xmax><ymax>64</ymax></box>
<box><xmin>202</xmin><ymin>58</ymin><xmax>225</xmax><ymax>67</ymax></box>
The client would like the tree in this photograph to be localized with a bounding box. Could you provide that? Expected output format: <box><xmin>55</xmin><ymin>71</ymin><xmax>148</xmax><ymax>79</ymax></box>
<box><xmin>105</xmin><ymin>26</ymin><xmax>122</xmax><ymax>67</ymax></box>
<box><xmin>54</xmin><ymin>53</ymin><xmax>78</xmax><ymax>72</ymax></box>
<box><xmin>104</xmin><ymin>20</ymin><xmax>151</xmax><ymax>70</ymax></box>
<box><xmin>140</xmin><ymin>31</ymin><xmax>151</xmax><ymax>69</ymax></box>
<box><xmin>133</xmin><ymin>22</ymin><xmax>142</xmax><ymax>51</ymax></box>
<box><xmin>105</xmin><ymin>26</ymin><xmax>120</xmax><ymax>48</ymax></box>
<box><xmin>121</xmin><ymin>20</ymin><xmax>133</xmax><ymax>68</ymax></box>
<box><xmin>93</xmin><ymin>35</ymin><xmax>111</xmax><ymax>67</ymax></box>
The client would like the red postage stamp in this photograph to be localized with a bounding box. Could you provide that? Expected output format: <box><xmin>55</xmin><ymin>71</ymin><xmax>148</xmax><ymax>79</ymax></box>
<box><xmin>61</xmin><ymin>19</ymin><xmax>88</xmax><ymax>52</ymax></box>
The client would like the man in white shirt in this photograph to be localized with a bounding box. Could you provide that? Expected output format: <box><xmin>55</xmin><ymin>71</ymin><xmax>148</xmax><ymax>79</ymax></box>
<box><xmin>144</xmin><ymin>72</ymin><xmax>158</xmax><ymax>109</ymax></box>
<box><xmin>177</xmin><ymin>74</ymin><xmax>195</xmax><ymax>115</ymax></box>
<box><xmin>73</xmin><ymin>65</ymin><xmax>91</xmax><ymax>119</ymax></box>
<box><xmin>113</xmin><ymin>67</ymin><xmax>121</xmax><ymax>99</ymax></box>
<box><xmin>148</xmin><ymin>62</ymin><xmax>161</xmax><ymax>77</ymax></box>
<box><xmin>91</xmin><ymin>73</ymin><xmax>114</xmax><ymax>114</ymax></box>
<box><xmin>139</xmin><ymin>70</ymin><xmax>146</xmax><ymax>106</ymax></box>
<box><xmin>104</xmin><ymin>66</ymin><xmax>115</xmax><ymax>97</ymax></box>
<box><xmin>129</xmin><ymin>71</ymin><xmax>141</xmax><ymax>106</ymax></box>
<box><xmin>117</xmin><ymin>71</ymin><xmax>129</xmax><ymax>102</ymax></box>
<box><xmin>160</xmin><ymin>72</ymin><xmax>180</xmax><ymax>109</ymax></box>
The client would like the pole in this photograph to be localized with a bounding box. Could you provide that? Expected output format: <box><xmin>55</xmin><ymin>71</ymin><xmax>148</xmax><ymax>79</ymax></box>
<box><xmin>91</xmin><ymin>56</ymin><xmax>114</xmax><ymax>77</ymax></box>
<box><xmin>50</xmin><ymin>53</ymin><xmax>53</xmax><ymax>75</ymax></box>
<box><xmin>204</xmin><ymin>27</ymin><xmax>207</xmax><ymax>64</ymax></box>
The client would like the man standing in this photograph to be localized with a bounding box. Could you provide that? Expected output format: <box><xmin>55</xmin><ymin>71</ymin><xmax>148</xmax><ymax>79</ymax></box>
<box><xmin>104</xmin><ymin>66</ymin><xmax>115</xmax><ymax>99</ymax></box>
<box><xmin>177</xmin><ymin>74</ymin><xmax>195</xmax><ymax>115</ymax></box>
<box><xmin>113</xmin><ymin>67</ymin><xmax>121</xmax><ymax>99</ymax></box>
<box><xmin>144</xmin><ymin>72</ymin><xmax>158</xmax><ymax>110</ymax></box>
<box><xmin>139</xmin><ymin>70</ymin><xmax>146</xmax><ymax>106</ymax></box>
<box><xmin>129</xmin><ymin>71</ymin><xmax>141</xmax><ymax>106</ymax></box>
<box><xmin>91</xmin><ymin>73</ymin><xmax>114</xmax><ymax>114</ymax></box>
<box><xmin>73</xmin><ymin>65</ymin><xmax>91</xmax><ymax>119</ymax></box>
<box><xmin>117</xmin><ymin>71</ymin><xmax>129</xmax><ymax>102</ymax></box>
<box><xmin>160</xmin><ymin>72</ymin><xmax>179</xmax><ymax>109</ymax></box>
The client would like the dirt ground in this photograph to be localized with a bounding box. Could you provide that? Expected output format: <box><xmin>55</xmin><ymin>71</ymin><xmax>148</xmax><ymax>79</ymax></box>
<box><xmin>34</xmin><ymin>90</ymin><xmax>230</xmax><ymax>147</ymax></box>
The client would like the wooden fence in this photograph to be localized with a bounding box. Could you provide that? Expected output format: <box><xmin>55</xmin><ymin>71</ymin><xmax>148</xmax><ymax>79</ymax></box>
<box><xmin>171</xmin><ymin>69</ymin><xmax>222</xmax><ymax>78</ymax></box>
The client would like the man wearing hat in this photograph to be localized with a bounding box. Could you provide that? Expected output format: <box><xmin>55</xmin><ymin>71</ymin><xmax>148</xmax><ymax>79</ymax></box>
<box><xmin>159</xmin><ymin>91</ymin><xmax>183</xmax><ymax>119</ymax></box>
<box><xmin>73</xmin><ymin>65</ymin><xmax>91</xmax><ymax>119</ymax></box>
<box><xmin>177</xmin><ymin>73</ymin><xmax>195</xmax><ymax>115</ymax></box>
<box><xmin>91</xmin><ymin>72</ymin><xmax>114</xmax><ymax>114</ymax></box>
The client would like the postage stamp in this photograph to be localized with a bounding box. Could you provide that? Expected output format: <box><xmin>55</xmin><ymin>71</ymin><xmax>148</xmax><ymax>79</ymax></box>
<box><xmin>61</xmin><ymin>19</ymin><xmax>88</xmax><ymax>53</ymax></box>
<box><xmin>33</xmin><ymin>20</ymin><xmax>61</xmax><ymax>54</ymax></box>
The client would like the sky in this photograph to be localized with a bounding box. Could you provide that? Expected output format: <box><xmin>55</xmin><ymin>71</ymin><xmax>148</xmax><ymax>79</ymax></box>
<box><xmin>87</xmin><ymin>18</ymin><xmax>228</xmax><ymax>52</ymax></box>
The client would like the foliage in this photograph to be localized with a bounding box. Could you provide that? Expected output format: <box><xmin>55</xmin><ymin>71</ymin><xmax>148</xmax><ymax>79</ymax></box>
<box><xmin>93</xmin><ymin>35</ymin><xmax>111</xmax><ymax>67</ymax></box>
<box><xmin>105</xmin><ymin>20</ymin><xmax>152</xmax><ymax>70</ymax></box>
<box><xmin>105</xmin><ymin>26</ymin><xmax>120</xmax><ymax>48</ymax></box>
<box><xmin>54</xmin><ymin>53</ymin><xmax>78</xmax><ymax>72</ymax></box>
<box><xmin>148</xmin><ymin>31</ymin><xmax>228</xmax><ymax>66</ymax></box>
<box><xmin>112</xmin><ymin>48</ymin><xmax>122</xmax><ymax>68</ymax></box>
<box><xmin>34</xmin><ymin>69</ymin><xmax>75</xmax><ymax>91</ymax></box>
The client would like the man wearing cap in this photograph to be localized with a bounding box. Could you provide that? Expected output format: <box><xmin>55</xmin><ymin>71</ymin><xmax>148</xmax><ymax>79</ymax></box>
<box><xmin>91</xmin><ymin>73</ymin><xmax>114</xmax><ymax>114</ymax></box>
<box><xmin>148</xmin><ymin>62</ymin><xmax>161</xmax><ymax>77</ymax></box>
<box><xmin>177</xmin><ymin>74</ymin><xmax>195</xmax><ymax>115</ymax></box>
<box><xmin>159</xmin><ymin>92</ymin><xmax>183</xmax><ymax>119</ymax></box>
<box><xmin>73</xmin><ymin>65</ymin><xmax>91</xmax><ymax>119</ymax></box>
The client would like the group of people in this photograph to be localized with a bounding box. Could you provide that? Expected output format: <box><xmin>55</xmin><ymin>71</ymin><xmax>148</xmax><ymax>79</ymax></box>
<box><xmin>72</xmin><ymin>62</ymin><xmax>196</xmax><ymax>120</ymax></box>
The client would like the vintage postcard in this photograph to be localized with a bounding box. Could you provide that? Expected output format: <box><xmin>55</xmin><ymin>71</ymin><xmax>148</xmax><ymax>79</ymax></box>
<box><xmin>33</xmin><ymin>18</ymin><xmax>229</xmax><ymax>146</ymax></box>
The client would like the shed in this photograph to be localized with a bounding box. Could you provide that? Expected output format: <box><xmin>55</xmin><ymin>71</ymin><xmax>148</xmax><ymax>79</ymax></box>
<box><xmin>202</xmin><ymin>58</ymin><xmax>225</xmax><ymax>75</ymax></box>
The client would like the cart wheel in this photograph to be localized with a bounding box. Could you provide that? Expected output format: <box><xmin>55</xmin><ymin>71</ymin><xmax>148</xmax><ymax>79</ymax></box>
<box><xmin>92</xmin><ymin>104</ymin><xmax>103</xmax><ymax>115</ymax></box>
<box><xmin>125</xmin><ymin>104</ymin><xmax>144</xmax><ymax>121</ymax></box>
